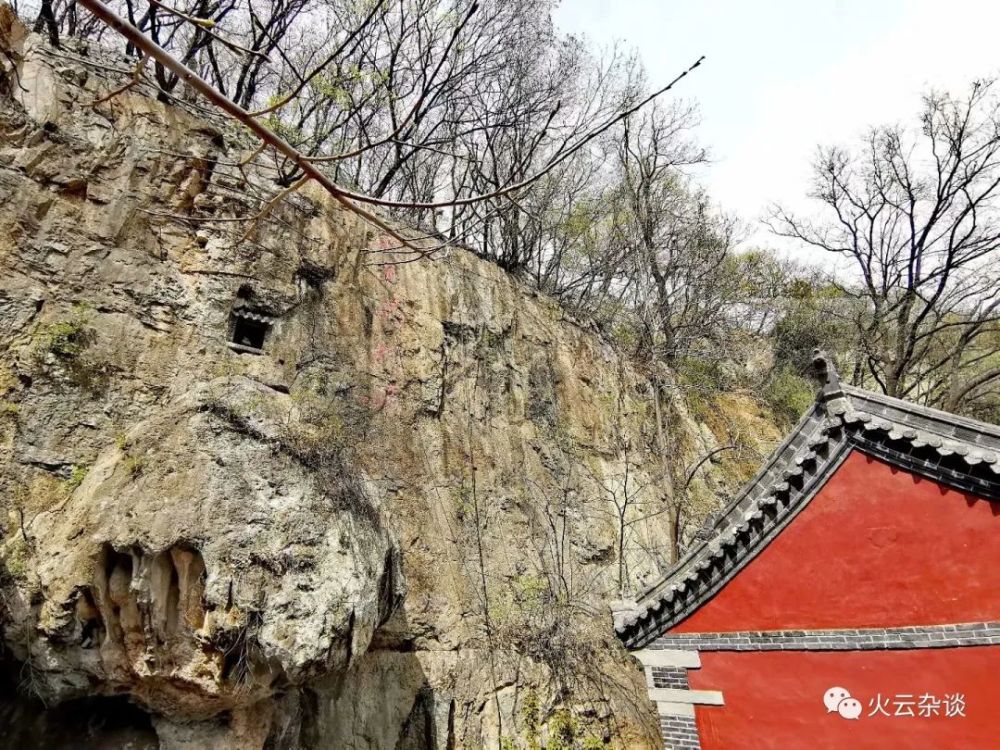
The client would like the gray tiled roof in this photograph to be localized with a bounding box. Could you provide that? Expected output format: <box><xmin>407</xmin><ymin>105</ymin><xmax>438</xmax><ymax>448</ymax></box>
<box><xmin>616</xmin><ymin>351</ymin><xmax>1000</xmax><ymax>649</ymax></box>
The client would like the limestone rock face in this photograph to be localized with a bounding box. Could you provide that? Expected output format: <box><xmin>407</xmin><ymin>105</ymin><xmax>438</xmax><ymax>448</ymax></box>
<box><xmin>15</xmin><ymin>378</ymin><xmax>399</xmax><ymax>721</ymax></box>
<box><xmin>0</xmin><ymin>9</ymin><xmax>780</xmax><ymax>749</ymax></box>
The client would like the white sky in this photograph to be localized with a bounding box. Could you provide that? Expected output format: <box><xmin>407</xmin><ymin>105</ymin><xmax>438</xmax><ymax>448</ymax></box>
<box><xmin>554</xmin><ymin>0</ymin><xmax>1000</xmax><ymax>262</ymax></box>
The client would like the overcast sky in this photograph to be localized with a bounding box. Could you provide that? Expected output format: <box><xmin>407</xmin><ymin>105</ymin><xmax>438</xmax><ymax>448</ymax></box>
<box><xmin>554</xmin><ymin>0</ymin><xmax>1000</xmax><ymax>260</ymax></box>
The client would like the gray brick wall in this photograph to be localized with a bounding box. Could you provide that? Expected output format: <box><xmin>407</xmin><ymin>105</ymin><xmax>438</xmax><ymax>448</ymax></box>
<box><xmin>660</xmin><ymin>715</ymin><xmax>700</xmax><ymax>750</ymax></box>
<box><xmin>651</xmin><ymin>666</ymin><xmax>689</xmax><ymax>689</ymax></box>
<box><xmin>650</xmin><ymin>621</ymin><xmax>1000</xmax><ymax>652</ymax></box>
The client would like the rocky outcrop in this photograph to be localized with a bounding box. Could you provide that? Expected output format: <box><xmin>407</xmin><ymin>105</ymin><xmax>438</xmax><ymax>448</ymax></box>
<box><xmin>0</xmin><ymin>9</ymin><xmax>779</xmax><ymax>748</ymax></box>
<box><xmin>11</xmin><ymin>379</ymin><xmax>399</xmax><ymax>723</ymax></box>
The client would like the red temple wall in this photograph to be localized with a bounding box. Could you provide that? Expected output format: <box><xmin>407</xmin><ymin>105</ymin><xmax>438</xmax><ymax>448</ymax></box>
<box><xmin>663</xmin><ymin>450</ymin><xmax>1000</xmax><ymax>748</ymax></box>
<box><xmin>672</xmin><ymin>450</ymin><xmax>1000</xmax><ymax>633</ymax></box>
<box><xmin>688</xmin><ymin>648</ymin><xmax>1000</xmax><ymax>750</ymax></box>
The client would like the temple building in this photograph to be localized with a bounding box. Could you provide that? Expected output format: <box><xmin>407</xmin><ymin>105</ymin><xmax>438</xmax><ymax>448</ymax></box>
<box><xmin>616</xmin><ymin>352</ymin><xmax>1000</xmax><ymax>749</ymax></box>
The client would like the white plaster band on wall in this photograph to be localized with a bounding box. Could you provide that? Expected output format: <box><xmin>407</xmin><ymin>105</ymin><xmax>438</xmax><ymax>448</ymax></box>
<box><xmin>634</xmin><ymin>648</ymin><xmax>701</xmax><ymax>668</ymax></box>
<box><xmin>649</xmin><ymin>688</ymin><xmax>724</xmax><ymax>706</ymax></box>
<box><xmin>656</xmin><ymin>701</ymin><xmax>696</xmax><ymax>717</ymax></box>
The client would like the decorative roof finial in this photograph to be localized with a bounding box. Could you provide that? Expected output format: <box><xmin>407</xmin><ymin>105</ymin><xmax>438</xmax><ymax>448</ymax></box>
<box><xmin>811</xmin><ymin>348</ymin><xmax>843</xmax><ymax>401</ymax></box>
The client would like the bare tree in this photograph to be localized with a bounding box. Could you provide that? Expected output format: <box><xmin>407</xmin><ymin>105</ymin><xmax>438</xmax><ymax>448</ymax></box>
<box><xmin>20</xmin><ymin>0</ymin><xmax>701</xmax><ymax>263</ymax></box>
<box><xmin>770</xmin><ymin>80</ymin><xmax>1000</xmax><ymax>415</ymax></box>
<box><xmin>591</xmin><ymin>105</ymin><xmax>788</xmax><ymax>370</ymax></box>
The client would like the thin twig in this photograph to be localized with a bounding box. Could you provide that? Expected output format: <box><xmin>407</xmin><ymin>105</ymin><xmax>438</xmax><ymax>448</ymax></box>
<box><xmin>148</xmin><ymin>0</ymin><xmax>271</xmax><ymax>61</ymax></box>
<box><xmin>238</xmin><ymin>174</ymin><xmax>310</xmax><ymax>243</ymax></box>
<box><xmin>88</xmin><ymin>54</ymin><xmax>147</xmax><ymax>107</ymax></box>
<box><xmin>326</xmin><ymin>56</ymin><xmax>708</xmax><ymax>210</ymax></box>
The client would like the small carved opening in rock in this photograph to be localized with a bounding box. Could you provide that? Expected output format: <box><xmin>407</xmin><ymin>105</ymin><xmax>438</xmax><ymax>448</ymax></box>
<box><xmin>228</xmin><ymin>284</ymin><xmax>273</xmax><ymax>354</ymax></box>
<box><xmin>228</xmin><ymin>311</ymin><xmax>271</xmax><ymax>354</ymax></box>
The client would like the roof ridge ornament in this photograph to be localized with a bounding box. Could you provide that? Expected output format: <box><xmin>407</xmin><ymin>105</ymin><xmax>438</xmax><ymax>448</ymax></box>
<box><xmin>811</xmin><ymin>348</ymin><xmax>845</xmax><ymax>403</ymax></box>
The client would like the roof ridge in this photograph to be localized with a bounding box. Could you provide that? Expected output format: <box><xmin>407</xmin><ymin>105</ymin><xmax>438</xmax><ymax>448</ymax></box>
<box><xmin>840</xmin><ymin>383</ymin><xmax>1000</xmax><ymax>442</ymax></box>
<box><xmin>633</xmin><ymin>399</ymin><xmax>828</xmax><ymax>605</ymax></box>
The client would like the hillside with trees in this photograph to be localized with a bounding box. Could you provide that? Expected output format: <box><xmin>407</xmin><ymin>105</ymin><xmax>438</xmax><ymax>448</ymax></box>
<box><xmin>14</xmin><ymin>0</ymin><xmax>1000</xmax><ymax>425</ymax></box>
<box><xmin>3</xmin><ymin>1</ymin><xmax>1000</xmax><ymax>748</ymax></box>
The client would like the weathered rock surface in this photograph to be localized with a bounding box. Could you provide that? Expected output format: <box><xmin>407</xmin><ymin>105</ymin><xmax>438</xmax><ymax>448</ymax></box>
<box><xmin>0</xmin><ymin>8</ymin><xmax>779</xmax><ymax>748</ymax></box>
<box><xmin>12</xmin><ymin>379</ymin><xmax>400</xmax><ymax>720</ymax></box>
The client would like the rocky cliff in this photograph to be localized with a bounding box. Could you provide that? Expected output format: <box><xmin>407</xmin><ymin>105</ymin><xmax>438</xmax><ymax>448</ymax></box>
<box><xmin>0</xmin><ymin>9</ymin><xmax>780</xmax><ymax>748</ymax></box>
